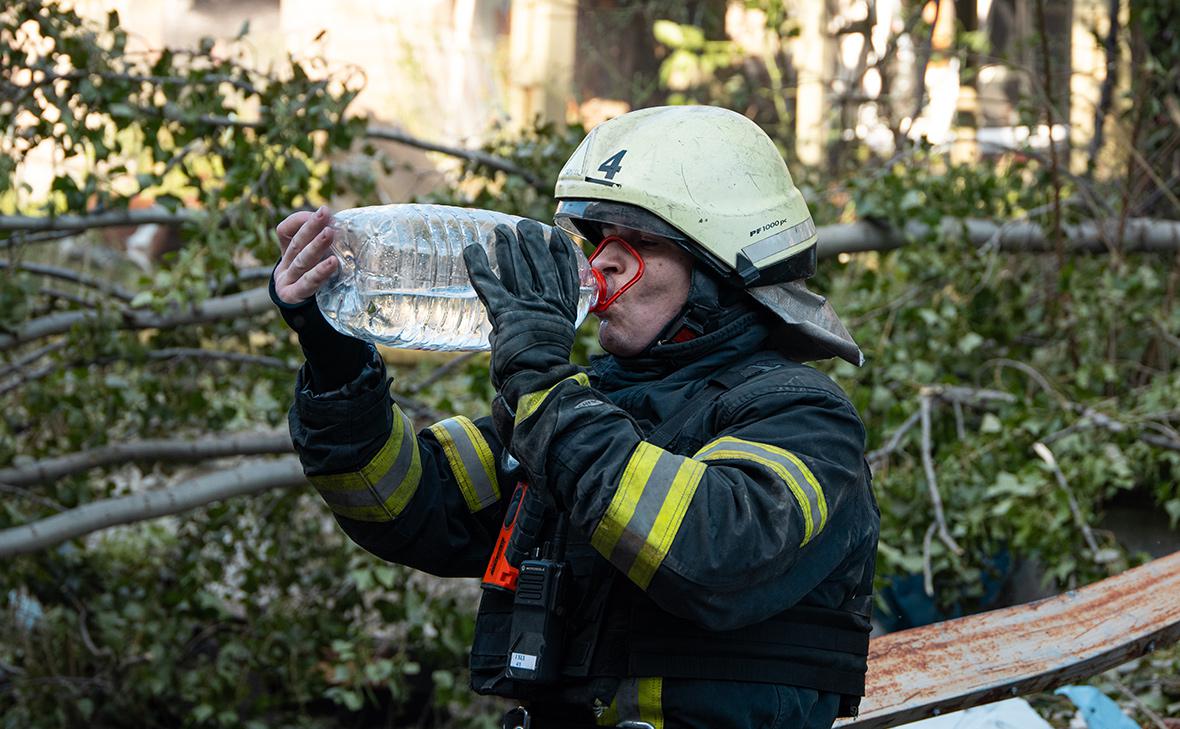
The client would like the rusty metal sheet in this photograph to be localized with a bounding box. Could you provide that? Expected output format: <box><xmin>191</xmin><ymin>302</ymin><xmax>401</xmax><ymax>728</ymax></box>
<box><xmin>838</xmin><ymin>549</ymin><xmax>1180</xmax><ymax>728</ymax></box>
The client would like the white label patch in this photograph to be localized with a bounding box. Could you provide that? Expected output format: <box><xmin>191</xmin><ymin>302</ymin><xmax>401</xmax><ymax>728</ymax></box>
<box><xmin>573</xmin><ymin>398</ymin><xmax>604</xmax><ymax>410</ymax></box>
<box><xmin>510</xmin><ymin>652</ymin><xmax>538</xmax><ymax>670</ymax></box>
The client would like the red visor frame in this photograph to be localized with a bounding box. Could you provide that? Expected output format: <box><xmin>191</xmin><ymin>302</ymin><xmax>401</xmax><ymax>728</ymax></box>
<box><xmin>588</xmin><ymin>236</ymin><xmax>645</xmax><ymax>313</ymax></box>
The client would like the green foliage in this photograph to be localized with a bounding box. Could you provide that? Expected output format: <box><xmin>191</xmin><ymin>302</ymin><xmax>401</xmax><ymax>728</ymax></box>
<box><xmin>3</xmin><ymin>0</ymin><xmax>1179</xmax><ymax>726</ymax></box>
<box><xmin>816</xmin><ymin>148</ymin><xmax>1179</xmax><ymax>602</ymax></box>
<box><xmin>1</xmin><ymin>2</ymin><xmax>483</xmax><ymax>726</ymax></box>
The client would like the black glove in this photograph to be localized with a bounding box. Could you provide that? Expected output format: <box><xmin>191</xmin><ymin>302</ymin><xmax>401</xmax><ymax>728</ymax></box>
<box><xmin>463</xmin><ymin>220</ymin><xmax>583</xmax><ymax>412</ymax></box>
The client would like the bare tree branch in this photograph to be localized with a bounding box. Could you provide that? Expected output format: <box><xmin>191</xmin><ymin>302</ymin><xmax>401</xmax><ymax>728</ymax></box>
<box><xmin>1088</xmin><ymin>0</ymin><xmax>1122</xmax><ymax>162</ymax></box>
<box><xmin>0</xmin><ymin>458</ymin><xmax>307</xmax><ymax>558</ymax></box>
<box><xmin>1110</xmin><ymin>676</ymin><xmax>1170</xmax><ymax>729</ymax></box>
<box><xmin>1033</xmin><ymin>0</ymin><xmax>1066</xmax><ymax>268</ymax></box>
<box><xmin>0</xmin><ymin>483</ymin><xmax>65</xmax><ymax>512</ymax></box>
<box><xmin>920</xmin><ymin>391</ymin><xmax>964</xmax><ymax>556</ymax></box>
<box><xmin>1032</xmin><ymin>442</ymin><xmax>1103</xmax><ymax>557</ymax></box>
<box><xmin>0</xmin><ymin>230</ymin><xmax>79</xmax><ymax>249</ymax></box>
<box><xmin>3</xmin><ymin>213</ymin><xmax>1178</xmax><ymax>257</ymax></box>
<box><xmin>149</xmin><ymin>348</ymin><xmax>294</xmax><ymax>371</ymax></box>
<box><xmin>365</xmin><ymin>125</ymin><xmax>544</xmax><ymax>188</ymax></box>
<box><xmin>0</xmin><ymin>208</ymin><xmax>201</xmax><ymax>232</ymax></box>
<box><xmin>986</xmin><ymin>358</ymin><xmax>1071</xmax><ymax>408</ymax></box>
<box><xmin>922</xmin><ymin>521</ymin><xmax>938</xmax><ymax>597</ymax></box>
<box><xmin>0</xmin><ymin>261</ymin><xmax>135</xmax><ymax>302</ymax></box>
<box><xmin>814</xmin><ymin>217</ymin><xmax>1180</xmax><ymax>258</ymax></box>
<box><xmin>406</xmin><ymin>351</ymin><xmax>481</xmax><ymax>395</ymax></box>
<box><xmin>0</xmin><ymin>286</ymin><xmax>272</xmax><ymax>351</ymax></box>
<box><xmin>0</xmin><ymin>341</ymin><xmax>67</xmax><ymax>380</ymax></box>
<box><xmin>952</xmin><ymin>400</ymin><xmax>966</xmax><ymax>440</ymax></box>
<box><xmin>868</xmin><ymin>386</ymin><xmax>1015</xmax><ymax>471</ymax></box>
<box><xmin>905</xmin><ymin>2</ymin><xmax>940</xmax><ymax>137</ymax></box>
<box><xmin>0</xmin><ymin>432</ymin><xmax>294</xmax><ymax>487</ymax></box>
<box><xmin>868</xmin><ymin>410</ymin><xmax>921</xmax><ymax>470</ymax></box>
<box><xmin>1140</xmin><ymin>433</ymin><xmax>1180</xmax><ymax>452</ymax></box>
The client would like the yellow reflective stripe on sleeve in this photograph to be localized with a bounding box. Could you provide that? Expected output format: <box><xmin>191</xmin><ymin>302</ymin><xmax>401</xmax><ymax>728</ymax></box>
<box><xmin>309</xmin><ymin>407</ymin><xmax>422</xmax><ymax>522</ymax></box>
<box><xmin>515</xmin><ymin>372</ymin><xmax>590</xmax><ymax>424</ymax></box>
<box><xmin>590</xmin><ymin>443</ymin><xmax>661</xmax><ymax>564</ymax></box>
<box><xmin>695</xmin><ymin>436</ymin><xmax>829</xmax><ymax>545</ymax></box>
<box><xmin>783</xmin><ymin>448</ymin><xmax>829</xmax><ymax>529</ymax></box>
<box><xmin>590</xmin><ymin>442</ymin><xmax>706</xmax><ymax>589</ymax></box>
<box><xmin>429</xmin><ymin>416</ymin><xmax>500</xmax><ymax>513</ymax></box>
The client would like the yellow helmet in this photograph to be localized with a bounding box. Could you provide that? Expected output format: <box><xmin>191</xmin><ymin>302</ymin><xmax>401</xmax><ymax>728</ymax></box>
<box><xmin>554</xmin><ymin>105</ymin><xmax>863</xmax><ymax>366</ymax></box>
<box><xmin>554</xmin><ymin>105</ymin><xmax>817</xmax><ymax>286</ymax></box>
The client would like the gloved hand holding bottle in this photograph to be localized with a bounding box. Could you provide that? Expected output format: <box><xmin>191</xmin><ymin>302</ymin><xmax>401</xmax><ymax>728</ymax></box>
<box><xmin>462</xmin><ymin>221</ymin><xmax>586</xmax><ymax>413</ymax></box>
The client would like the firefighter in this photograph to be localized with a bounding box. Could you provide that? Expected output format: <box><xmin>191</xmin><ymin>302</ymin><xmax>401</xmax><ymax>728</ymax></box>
<box><xmin>271</xmin><ymin>105</ymin><xmax>879</xmax><ymax>729</ymax></box>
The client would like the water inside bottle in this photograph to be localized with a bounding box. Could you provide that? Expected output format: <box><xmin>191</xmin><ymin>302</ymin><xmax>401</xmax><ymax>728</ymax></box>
<box><xmin>320</xmin><ymin>280</ymin><xmax>594</xmax><ymax>351</ymax></box>
<box><xmin>316</xmin><ymin>204</ymin><xmax>596</xmax><ymax>351</ymax></box>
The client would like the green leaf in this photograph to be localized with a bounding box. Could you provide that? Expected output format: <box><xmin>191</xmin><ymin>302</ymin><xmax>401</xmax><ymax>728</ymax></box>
<box><xmin>986</xmin><ymin>472</ymin><xmax>1039</xmax><ymax>498</ymax></box>
<box><xmin>653</xmin><ymin>20</ymin><xmax>705</xmax><ymax>50</ymax></box>
<box><xmin>958</xmin><ymin>332</ymin><xmax>984</xmax><ymax>354</ymax></box>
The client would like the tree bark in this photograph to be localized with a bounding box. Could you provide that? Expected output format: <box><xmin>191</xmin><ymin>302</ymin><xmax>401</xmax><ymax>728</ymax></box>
<box><xmin>0</xmin><ymin>287</ymin><xmax>273</xmax><ymax>351</ymax></box>
<box><xmin>813</xmin><ymin>217</ymin><xmax>1180</xmax><ymax>258</ymax></box>
<box><xmin>0</xmin><ymin>458</ymin><xmax>308</xmax><ymax>558</ymax></box>
<box><xmin>0</xmin><ymin>209</ymin><xmax>201</xmax><ymax>232</ymax></box>
<box><xmin>365</xmin><ymin>125</ymin><xmax>543</xmax><ymax>188</ymax></box>
<box><xmin>0</xmin><ymin>432</ymin><xmax>295</xmax><ymax>487</ymax></box>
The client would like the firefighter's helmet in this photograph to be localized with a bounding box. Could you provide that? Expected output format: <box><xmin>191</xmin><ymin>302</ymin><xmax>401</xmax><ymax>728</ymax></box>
<box><xmin>553</xmin><ymin>105</ymin><xmax>817</xmax><ymax>287</ymax></box>
<box><xmin>553</xmin><ymin>105</ymin><xmax>863</xmax><ymax>366</ymax></box>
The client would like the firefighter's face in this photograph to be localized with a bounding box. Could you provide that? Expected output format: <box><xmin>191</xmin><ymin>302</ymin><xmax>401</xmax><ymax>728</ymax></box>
<box><xmin>590</xmin><ymin>225</ymin><xmax>693</xmax><ymax>357</ymax></box>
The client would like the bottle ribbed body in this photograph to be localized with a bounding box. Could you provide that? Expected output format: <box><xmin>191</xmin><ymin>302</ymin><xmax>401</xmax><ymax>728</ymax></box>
<box><xmin>315</xmin><ymin>204</ymin><xmax>596</xmax><ymax>351</ymax></box>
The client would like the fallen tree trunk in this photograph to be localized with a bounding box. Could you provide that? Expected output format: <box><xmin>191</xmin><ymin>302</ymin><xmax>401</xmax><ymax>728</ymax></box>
<box><xmin>4</xmin><ymin>214</ymin><xmax>1177</xmax><ymax>254</ymax></box>
<box><xmin>0</xmin><ymin>432</ymin><xmax>295</xmax><ymax>487</ymax></box>
<box><xmin>814</xmin><ymin>217</ymin><xmax>1180</xmax><ymax>258</ymax></box>
<box><xmin>0</xmin><ymin>457</ymin><xmax>308</xmax><ymax>558</ymax></box>
<box><xmin>0</xmin><ymin>286</ymin><xmax>272</xmax><ymax>351</ymax></box>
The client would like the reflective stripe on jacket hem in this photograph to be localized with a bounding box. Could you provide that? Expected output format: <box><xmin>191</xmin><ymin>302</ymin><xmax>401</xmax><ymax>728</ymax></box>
<box><xmin>596</xmin><ymin>677</ymin><xmax>664</xmax><ymax>728</ymax></box>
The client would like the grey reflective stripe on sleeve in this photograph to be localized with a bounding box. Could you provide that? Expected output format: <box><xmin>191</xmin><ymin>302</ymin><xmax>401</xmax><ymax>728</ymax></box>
<box><xmin>695</xmin><ymin>436</ymin><xmax>829</xmax><ymax>545</ymax></box>
<box><xmin>429</xmin><ymin>416</ymin><xmax>500</xmax><ymax>513</ymax></box>
<box><xmin>742</xmin><ymin>216</ymin><xmax>817</xmax><ymax>264</ymax></box>
<box><xmin>610</xmin><ymin>449</ymin><xmax>683</xmax><ymax>576</ymax></box>
<box><xmin>309</xmin><ymin>407</ymin><xmax>422</xmax><ymax>522</ymax></box>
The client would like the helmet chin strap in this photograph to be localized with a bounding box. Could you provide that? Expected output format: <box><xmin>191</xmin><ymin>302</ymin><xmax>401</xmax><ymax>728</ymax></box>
<box><xmin>651</xmin><ymin>266</ymin><xmax>742</xmax><ymax>348</ymax></box>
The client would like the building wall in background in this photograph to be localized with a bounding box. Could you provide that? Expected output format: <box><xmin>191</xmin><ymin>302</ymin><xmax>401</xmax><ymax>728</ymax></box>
<box><xmin>45</xmin><ymin>1</ymin><xmax>1118</xmax><ymax>191</ymax></box>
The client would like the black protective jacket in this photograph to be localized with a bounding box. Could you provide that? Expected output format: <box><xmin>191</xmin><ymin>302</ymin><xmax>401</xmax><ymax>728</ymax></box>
<box><xmin>288</xmin><ymin>311</ymin><xmax>879</xmax><ymax>729</ymax></box>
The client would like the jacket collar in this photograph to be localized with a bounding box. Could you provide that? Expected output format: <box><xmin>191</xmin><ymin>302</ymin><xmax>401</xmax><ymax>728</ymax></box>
<box><xmin>590</xmin><ymin>311</ymin><xmax>770</xmax><ymax>389</ymax></box>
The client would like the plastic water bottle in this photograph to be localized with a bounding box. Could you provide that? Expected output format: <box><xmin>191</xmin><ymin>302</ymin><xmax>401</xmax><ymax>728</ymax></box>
<box><xmin>315</xmin><ymin>204</ymin><xmax>603</xmax><ymax>351</ymax></box>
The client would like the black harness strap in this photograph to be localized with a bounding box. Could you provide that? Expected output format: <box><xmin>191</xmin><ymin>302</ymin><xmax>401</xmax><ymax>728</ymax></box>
<box><xmin>643</xmin><ymin>354</ymin><xmax>783</xmax><ymax>450</ymax></box>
